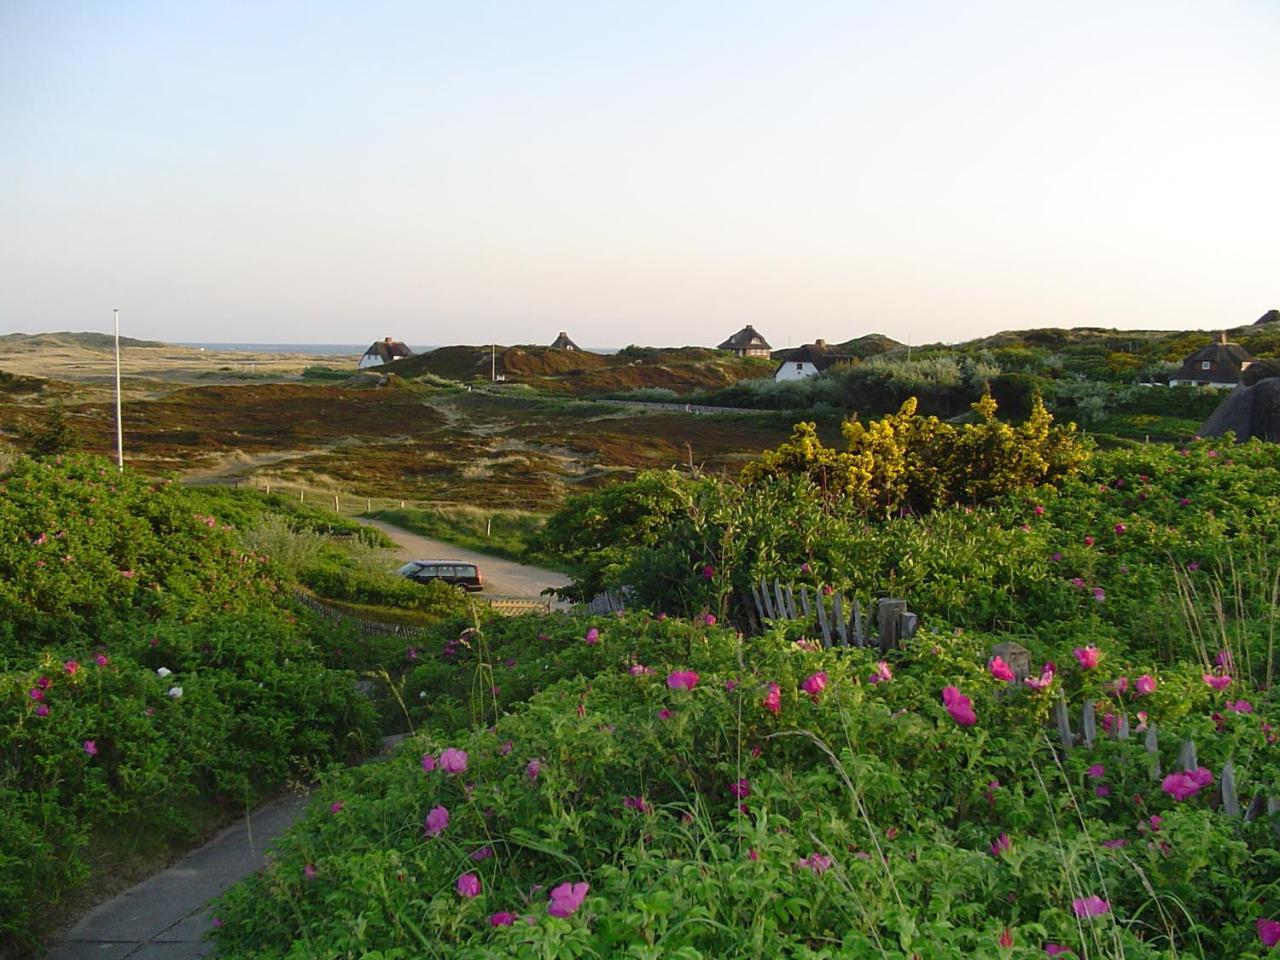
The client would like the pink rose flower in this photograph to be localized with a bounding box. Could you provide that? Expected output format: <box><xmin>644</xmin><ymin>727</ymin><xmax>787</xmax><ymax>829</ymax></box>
<box><xmin>666</xmin><ymin>670</ymin><xmax>699</xmax><ymax>690</ymax></box>
<box><xmin>1072</xmin><ymin>646</ymin><xmax>1100</xmax><ymax>670</ymax></box>
<box><xmin>456</xmin><ymin>872</ymin><xmax>482</xmax><ymax>898</ymax></box>
<box><xmin>424</xmin><ymin>805</ymin><xmax>450</xmax><ymax>836</ymax></box>
<box><xmin>1072</xmin><ymin>895</ymin><xmax>1110</xmax><ymax>918</ymax></box>
<box><xmin>548</xmin><ymin>881</ymin><xmax>589</xmax><ymax>917</ymax></box>
<box><xmin>800</xmin><ymin>671</ymin><xmax>828</xmax><ymax>701</ymax></box>
<box><xmin>988</xmin><ymin>656</ymin><xmax>1015</xmax><ymax>682</ymax></box>
<box><xmin>941</xmin><ymin>686</ymin><xmax>976</xmax><ymax>726</ymax></box>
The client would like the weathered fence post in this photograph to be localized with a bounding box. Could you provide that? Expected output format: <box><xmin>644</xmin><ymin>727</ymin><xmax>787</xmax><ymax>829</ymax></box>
<box><xmin>1053</xmin><ymin>697</ymin><xmax>1073</xmax><ymax>749</ymax></box>
<box><xmin>759</xmin><ymin>578</ymin><xmax>775</xmax><ymax>620</ymax></box>
<box><xmin>750</xmin><ymin>583</ymin><xmax>766</xmax><ymax>624</ymax></box>
<box><xmin>1177</xmin><ymin>739</ymin><xmax>1198</xmax><ymax>772</ymax></box>
<box><xmin>816</xmin><ymin>593</ymin><xmax>832</xmax><ymax>646</ymax></box>
<box><xmin>877</xmin><ymin>598</ymin><xmax>907</xmax><ymax>654</ymax></box>
<box><xmin>1221</xmin><ymin>760</ymin><xmax>1241</xmax><ymax>816</ymax></box>
<box><xmin>1081</xmin><ymin>701</ymin><xmax>1096</xmax><ymax>748</ymax></box>
<box><xmin>990</xmin><ymin>642</ymin><xmax>1031</xmax><ymax>683</ymax></box>
<box><xmin>1117</xmin><ymin>711</ymin><xmax>1130</xmax><ymax>740</ymax></box>
<box><xmin>852</xmin><ymin>598</ymin><xmax>864</xmax><ymax>647</ymax></box>
<box><xmin>799</xmin><ymin>586</ymin><xmax>812</xmax><ymax>620</ymax></box>
<box><xmin>833</xmin><ymin>593</ymin><xmax>847</xmax><ymax>646</ymax></box>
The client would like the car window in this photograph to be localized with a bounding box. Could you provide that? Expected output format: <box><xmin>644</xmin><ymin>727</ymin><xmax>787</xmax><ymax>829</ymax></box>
<box><xmin>458</xmin><ymin>565</ymin><xmax>477</xmax><ymax>578</ymax></box>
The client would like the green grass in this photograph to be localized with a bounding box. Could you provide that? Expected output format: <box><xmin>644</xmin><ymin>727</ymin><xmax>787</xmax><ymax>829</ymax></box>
<box><xmin>364</xmin><ymin>506</ymin><xmax>566</xmax><ymax>570</ymax></box>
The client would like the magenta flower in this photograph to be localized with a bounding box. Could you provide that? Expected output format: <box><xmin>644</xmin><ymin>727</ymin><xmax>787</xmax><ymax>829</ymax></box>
<box><xmin>1135</xmin><ymin>674</ymin><xmax>1156</xmax><ymax>696</ymax></box>
<box><xmin>456</xmin><ymin>872</ymin><xmax>482</xmax><ymax>898</ymax></box>
<box><xmin>64</xmin><ymin>660</ymin><xmax>79</xmax><ymax>675</ymax></box>
<box><xmin>1087</xmin><ymin>764</ymin><xmax>1105</xmax><ymax>778</ymax></box>
<box><xmin>1202</xmin><ymin>674</ymin><xmax>1232</xmax><ymax>691</ymax></box>
<box><xmin>724</xmin><ymin>678</ymin><xmax>738</xmax><ymax>691</ymax></box>
<box><xmin>702</xmin><ymin>613</ymin><xmax>717</xmax><ymax>627</ymax></box>
<box><xmin>1105</xmin><ymin>677</ymin><xmax>1129</xmax><ymax>695</ymax></box>
<box><xmin>1214</xmin><ymin>649</ymin><xmax>1235</xmax><ymax>670</ymax></box>
<box><xmin>1083</xmin><ymin>536</ymin><xmax>1095</xmax><ymax>547</ymax></box>
<box><xmin>1051</xmin><ymin>551</ymin><xmax>1062</xmax><ymax>562</ymax></box>
<box><xmin>1187</xmin><ymin>561</ymin><xmax>1200</xmax><ymax>572</ymax></box>
<box><xmin>35</xmin><ymin>704</ymin><xmax>50</xmax><ymax>717</ymax></box>
<box><xmin>1045</xmin><ymin>945</ymin><xmax>1074</xmax><ymax>956</ymax></box>
<box><xmin>629</xmin><ymin>664</ymin><xmax>652</xmax><ymax>676</ymax></box>
<box><xmin>990</xmin><ymin>832</ymin><xmax>1011</xmax><ymax>857</ymax></box>
<box><xmin>666</xmin><ymin>670</ymin><xmax>699</xmax><ymax>690</ymax></box>
<box><xmin>1034</xmin><ymin>505</ymin><xmax>1045</xmax><ymax>516</ymax></box>
<box><xmin>988</xmin><ymin>657</ymin><xmax>1015</xmax><ymax>682</ymax></box>
<box><xmin>499</xmin><ymin>740</ymin><xmax>514</xmax><ymax>756</ymax></box>
<box><xmin>424</xmin><ymin>805</ymin><xmax>450</xmax><ymax>836</ymax></box>
<box><xmin>547</xmin><ymin>881</ymin><xmax>589</xmax><ymax>917</ymax></box>
<box><xmin>796</xmin><ymin>852</ymin><xmax>833</xmax><ymax>875</ymax></box>
<box><xmin>1225</xmin><ymin>699</ymin><xmax>1253</xmax><ymax>714</ymax></box>
<box><xmin>623</xmin><ymin>796</ymin><xmax>650</xmax><ymax>813</ymax></box>
<box><xmin>303</xmin><ymin>864</ymin><xmax>317</xmax><ymax>880</ymax></box>
<box><xmin>800</xmin><ymin>671</ymin><xmax>828</xmax><ymax>701</ymax></box>
<box><xmin>1161</xmin><ymin>767</ymin><xmax>1213</xmax><ymax>801</ymax></box>
<box><xmin>27</xmin><ymin>688</ymin><xmax>44</xmax><ymax>702</ymax></box>
<box><xmin>1025</xmin><ymin>664</ymin><xmax>1056</xmax><ymax>692</ymax></box>
<box><xmin>941</xmin><ymin>686</ymin><xmax>976</xmax><ymax>726</ymax></box>
<box><xmin>526</xmin><ymin>758</ymin><xmax>541</xmax><ymax>780</ymax></box>
<box><xmin>471</xmin><ymin>845</ymin><xmax>494</xmax><ymax>861</ymax></box>
<box><xmin>439</xmin><ymin>748</ymin><xmax>468</xmax><ymax>774</ymax></box>
<box><xmin>1092</xmin><ymin>587</ymin><xmax>1105</xmax><ymax>603</ymax></box>
<box><xmin>868</xmin><ymin>661</ymin><xmax>893</xmax><ymax>684</ymax></box>
<box><xmin>95</xmin><ymin>654</ymin><xmax>109</xmax><ymax>667</ymax></box>
<box><xmin>701</xmin><ymin>564</ymin><xmax>715</xmax><ymax>579</ymax></box>
<box><xmin>1072</xmin><ymin>895</ymin><xmax>1110</xmax><ymax>918</ymax></box>
<box><xmin>1070</xmin><ymin>577</ymin><xmax>1086</xmax><ymax>588</ymax></box>
<box><xmin>1094</xmin><ymin>785</ymin><xmax>1111</xmax><ymax>797</ymax></box>
<box><xmin>762</xmin><ymin>681</ymin><xmax>782</xmax><ymax>714</ymax></box>
<box><xmin>83</xmin><ymin>740</ymin><xmax>97</xmax><ymax>756</ymax></box>
<box><xmin>657</xmin><ymin>708</ymin><xmax>673</xmax><ymax>720</ymax></box>
<box><xmin>36</xmin><ymin>676</ymin><xmax>51</xmax><ymax>689</ymax></box>
<box><xmin>1113</xmin><ymin>523</ymin><xmax>1126</xmax><ymax>535</ymax></box>
<box><xmin>584</xmin><ymin>627</ymin><xmax>599</xmax><ymax>645</ymax></box>
<box><xmin>800</xmin><ymin>562</ymin><xmax>812</xmax><ymax>574</ymax></box>
<box><xmin>422</xmin><ymin>753</ymin><xmax>438</xmax><ymax>772</ymax></box>
<box><xmin>730</xmin><ymin>778</ymin><xmax>751</xmax><ymax>799</ymax></box>
<box><xmin>1258</xmin><ymin>919</ymin><xmax>1280</xmax><ymax>948</ymax></box>
<box><xmin>490</xmin><ymin>912</ymin><xmax>516</xmax><ymax>927</ymax></box>
<box><xmin>1072</xmin><ymin>646</ymin><xmax>1100</xmax><ymax>670</ymax></box>
<box><xmin>329</xmin><ymin>801</ymin><xmax>344</xmax><ymax>814</ymax></box>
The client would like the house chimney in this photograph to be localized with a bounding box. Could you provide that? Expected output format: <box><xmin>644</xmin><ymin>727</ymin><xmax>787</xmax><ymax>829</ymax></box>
<box><xmin>815</xmin><ymin>339</ymin><xmax>826</xmax><ymax>350</ymax></box>
<box><xmin>385</xmin><ymin>336</ymin><xmax>393</xmax><ymax>343</ymax></box>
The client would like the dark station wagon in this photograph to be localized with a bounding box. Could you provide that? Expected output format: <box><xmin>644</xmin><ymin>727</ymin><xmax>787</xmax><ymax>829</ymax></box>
<box><xmin>396</xmin><ymin>560</ymin><xmax>484</xmax><ymax>592</ymax></box>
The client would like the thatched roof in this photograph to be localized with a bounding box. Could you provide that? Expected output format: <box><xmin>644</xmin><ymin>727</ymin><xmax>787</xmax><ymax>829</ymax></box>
<box><xmin>1199</xmin><ymin>377</ymin><xmax>1280</xmax><ymax>442</ymax></box>
<box><xmin>362</xmin><ymin>337</ymin><xmax>413</xmax><ymax>363</ymax></box>
<box><xmin>1172</xmin><ymin>334</ymin><xmax>1254</xmax><ymax>385</ymax></box>
<box><xmin>717</xmin><ymin>325</ymin><xmax>772</xmax><ymax>351</ymax></box>
<box><xmin>773</xmin><ymin>340</ymin><xmax>854</xmax><ymax>373</ymax></box>
<box><xmin>550</xmin><ymin>331</ymin><xmax>582</xmax><ymax>351</ymax></box>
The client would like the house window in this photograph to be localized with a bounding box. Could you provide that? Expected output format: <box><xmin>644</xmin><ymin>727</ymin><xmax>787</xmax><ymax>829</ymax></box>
<box><xmin>1201</xmin><ymin>361</ymin><xmax>1211</xmax><ymax>370</ymax></box>
<box><xmin>796</xmin><ymin>363</ymin><xmax>803</xmax><ymax>371</ymax></box>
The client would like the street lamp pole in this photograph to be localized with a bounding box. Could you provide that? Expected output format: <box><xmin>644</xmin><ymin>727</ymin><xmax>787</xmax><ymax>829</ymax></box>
<box><xmin>113</xmin><ymin>308</ymin><xmax>124</xmax><ymax>470</ymax></box>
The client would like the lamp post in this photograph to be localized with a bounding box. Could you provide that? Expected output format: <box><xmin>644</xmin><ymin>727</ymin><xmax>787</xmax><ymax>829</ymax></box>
<box><xmin>113</xmin><ymin>308</ymin><xmax>124</xmax><ymax>470</ymax></box>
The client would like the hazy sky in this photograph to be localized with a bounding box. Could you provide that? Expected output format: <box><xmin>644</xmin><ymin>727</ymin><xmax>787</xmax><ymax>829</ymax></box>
<box><xmin>2</xmin><ymin>1</ymin><xmax>1277</xmax><ymax>348</ymax></box>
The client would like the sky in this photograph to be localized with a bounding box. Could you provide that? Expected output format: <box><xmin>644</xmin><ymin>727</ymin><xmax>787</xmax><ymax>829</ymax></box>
<box><xmin>2</xmin><ymin>1</ymin><xmax>1277</xmax><ymax>349</ymax></box>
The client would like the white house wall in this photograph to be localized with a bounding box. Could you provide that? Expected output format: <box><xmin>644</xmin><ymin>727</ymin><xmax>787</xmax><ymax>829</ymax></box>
<box><xmin>775</xmin><ymin>362</ymin><xmax>821</xmax><ymax>381</ymax></box>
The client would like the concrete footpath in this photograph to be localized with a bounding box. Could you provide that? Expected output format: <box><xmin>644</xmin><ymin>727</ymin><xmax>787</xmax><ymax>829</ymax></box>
<box><xmin>46</xmin><ymin>736</ymin><xmax>406</xmax><ymax>959</ymax></box>
<box><xmin>46</xmin><ymin>791</ymin><xmax>309</xmax><ymax>960</ymax></box>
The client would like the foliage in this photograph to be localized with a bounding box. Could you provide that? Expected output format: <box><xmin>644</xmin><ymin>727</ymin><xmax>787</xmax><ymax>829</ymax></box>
<box><xmin>0</xmin><ymin>456</ymin><xmax>381</xmax><ymax>950</ymax></box>
<box><xmin>211</xmin><ymin>602</ymin><xmax>1279</xmax><ymax>959</ymax></box>
<box><xmin>741</xmin><ymin>394</ymin><xmax>1088</xmax><ymax>516</ymax></box>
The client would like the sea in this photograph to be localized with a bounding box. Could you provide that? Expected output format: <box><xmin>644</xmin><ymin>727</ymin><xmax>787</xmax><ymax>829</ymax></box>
<box><xmin>177</xmin><ymin>343</ymin><xmax>426</xmax><ymax>355</ymax></box>
<box><xmin>177</xmin><ymin>342</ymin><xmax>620</xmax><ymax>355</ymax></box>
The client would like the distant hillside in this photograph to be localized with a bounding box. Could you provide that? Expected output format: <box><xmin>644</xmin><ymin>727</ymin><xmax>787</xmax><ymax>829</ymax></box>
<box><xmin>0</xmin><ymin>331</ymin><xmax>166</xmax><ymax>351</ymax></box>
<box><xmin>391</xmin><ymin>344</ymin><xmax>773</xmax><ymax>396</ymax></box>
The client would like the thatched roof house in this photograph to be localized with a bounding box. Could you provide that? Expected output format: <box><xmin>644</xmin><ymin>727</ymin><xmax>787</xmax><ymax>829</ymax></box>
<box><xmin>1199</xmin><ymin>376</ymin><xmax>1280</xmax><ymax>442</ymax></box>
<box><xmin>358</xmin><ymin>337</ymin><xmax>414</xmax><ymax>369</ymax></box>
<box><xmin>717</xmin><ymin>325</ymin><xmax>772</xmax><ymax>357</ymax></box>
<box><xmin>549</xmin><ymin>332</ymin><xmax>582</xmax><ymax>351</ymax></box>
<box><xmin>1168</xmin><ymin>333</ymin><xmax>1254</xmax><ymax>388</ymax></box>
<box><xmin>773</xmin><ymin>339</ymin><xmax>854</xmax><ymax>381</ymax></box>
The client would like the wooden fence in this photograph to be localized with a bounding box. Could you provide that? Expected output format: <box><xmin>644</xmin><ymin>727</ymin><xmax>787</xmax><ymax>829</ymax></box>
<box><xmin>1046</xmin><ymin>696</ymin><xmax>1278</xmax><ymax>829</ymax></box>
<box><xmin>745</xmin><ymin>577</ymin><xmax>919</xmax><ymax>652</ymax></box>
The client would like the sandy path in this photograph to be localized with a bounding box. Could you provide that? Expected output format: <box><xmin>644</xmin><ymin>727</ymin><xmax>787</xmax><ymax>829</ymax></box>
<box><xmin>357</xmin><ymin>517</ymin><xmax>571</xmax><ymax>601</ymax></box>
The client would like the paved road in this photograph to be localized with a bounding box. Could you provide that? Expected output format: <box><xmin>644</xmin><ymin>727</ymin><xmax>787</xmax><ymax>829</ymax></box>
<box><xmin>357</xmin><ymin>518</ymin><xmax>571</xmax><ymax>600</ymax></box>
